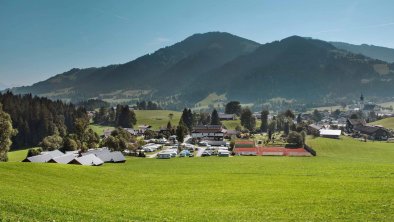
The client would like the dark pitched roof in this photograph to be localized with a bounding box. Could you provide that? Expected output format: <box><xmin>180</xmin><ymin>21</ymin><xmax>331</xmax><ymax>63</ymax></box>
<box><xmin>348</xmin><ymin>119</ymin><xmax>366</xmax><ymax>126</ymax></box>
<box><xmin>192</xmin><ymin>125</ymin><xmax>223</xmax><ymax>133</ymax></box>
<box><xmin>354</xmin><ymin>125</ymin><xmax>388</xmax><ymax>135</ymax></box>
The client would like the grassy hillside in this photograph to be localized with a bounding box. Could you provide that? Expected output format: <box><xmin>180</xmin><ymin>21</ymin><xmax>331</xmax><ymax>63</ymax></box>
<box><xmin>370</xmin><ymin>117</ymin><xmax>394</xmax><ymax>130</ymax></box>
<box><xmin>222</xmin><ymin>119</ymin><xmax>261</xmax><ymax>130</ymax></box>
<box><xmin>134</xmin><ymin>110</ymin><xmax>181</xmax><ymax>130</ymax></box>
<box><xmin>1</xmin><ymin>136</ymin><xmax>394</xmax><ymax>221</ymax></box>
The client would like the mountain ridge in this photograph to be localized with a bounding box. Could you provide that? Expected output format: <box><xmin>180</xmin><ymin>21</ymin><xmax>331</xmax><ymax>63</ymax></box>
<box><xmin>10</xmin><ymin>32</ymin><xmax>394</xmax><ymax>106</ymax></box>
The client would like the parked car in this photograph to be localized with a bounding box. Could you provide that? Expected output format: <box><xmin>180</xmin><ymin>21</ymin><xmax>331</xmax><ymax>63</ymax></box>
<box><xmin>218</xmin><ymin>150</ymin><xmax>230</xmax><ymax>157</ymax></box>
<box><xmin>157</xmin><ymin>152</ymin><xmax>172</xmax><ymax>159</ymax></box>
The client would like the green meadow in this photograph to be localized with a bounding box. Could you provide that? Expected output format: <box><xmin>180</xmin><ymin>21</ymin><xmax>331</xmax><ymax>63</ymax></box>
<box><xmin>1</xmin><ymin>136</ymin><xmax>394</xmax><ymax>221</ymax></box>
<box><xmin>371</xmin><ymin>117</ymin><xmax>394</xmax><ymax>130</ymax></box>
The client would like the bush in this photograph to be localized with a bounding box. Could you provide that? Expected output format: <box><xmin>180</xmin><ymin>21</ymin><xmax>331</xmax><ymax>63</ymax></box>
<box><xmin>286</xmin><ymin>131</ymin><xmax>304</xmax><ymax>147</ymax></box>
<box><xmin>40</xmin><ymin>135</ymin><xmax>63</xmax><ymax>151</ymax></box>
<box><xmin>27</xmin><ymin>148</ymin><xmax>43</xmax><ymax>157</ymax></box>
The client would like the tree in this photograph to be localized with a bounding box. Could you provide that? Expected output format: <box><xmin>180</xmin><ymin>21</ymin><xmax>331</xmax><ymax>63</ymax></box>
<box><xmin>225</xmin><ymin>101</ymin><xmax>242</xmax><ymax>116</ymax></box>
<box><xmin>268</xmin><ymin>119</ymin><xmax>277</xmax><ymax>133</ymax></box>
<box><xmin>240</xmin><ymin>108</ymin><xmax>256</xmax><ymax>131</ymax></box>
<box><xmin>117</xmin><ymin>106</ymin><xmax>137</xmax><ymax>128</ymax></box>
<box><xmin>286</xmin><ymin>131</ymin><xmax>304</xmax><ymax>147</ymax></box>
<box><xmin>176</xmin><ymin>120</ymin><xmax>188</xmax><ymax>143</ymax></box>
<box><xmin>62</xmin><ymin>137</ymin><xmax>78</xmax><ymax>152</ymax></box>
<box><xmin>260</xmin><ymin>110</ymin><xmax>269</xmax><ymax>132</ymax></box>
<box><xmin>144</xmin><ymin>130</ymin><xmax>158</xmax><ymax>140</ymax></box>
<box><xmin>210</xmin><ymin>109</ymin><xmax>221</xmax><ymax>125</ymax></box>
<box><xmin>168</xmin><ymin>113</ymin><xmax>174</xmax><ymax>121</ymax></box>
<box><xmin>40</xmin><ymin>134</ymin><xmax>63</xmax><ymax>151</ymax></box>
<box><xmin>296</xmin><ymin>114</ymin><xmax>302</xmax><ymax>124</ymax></box>
<box><xmin>312</xmin><ymin>109</ymin><xmax>322</xmax><ymax>122</ymax></box>
<box><xmin>284</xmin><ymin>120</ymin><xmax>290</xmax><ymax>135</ymax></box>
<box><xmin>27</xmin><ymin>147</ymin><xmax>43</xmax><ymax>157</ymax></box>
<box><xmin>284</xmin><ymin>109</ymin><xmax>295</xmax><ymax>119</ymax></box>
<box><xmin>180</xmin><ymin>108</ymin><xmax>193</xmax><ymax>131</ymax></box>
<box><xmin>0</xmin><ymin>104</ymin><xmax>16</xmax><ymax>161</ymax></box>
<box><xmin>74</xmin><ymin>117</ymin><xmax>90</xmax><ymax>142</ymax></box>
<box><xmin>198</xmin><ymin>112</ymin><xmax>211</xmax><ymax>125</ymax></box>
<box><xmin>332</xmin><ymin>109</ymin><xmax>341</xmax><ymax>119</ymax></box>
<box><xmin>0</xmin><ymin>92</ymin><xmax>86</xmax><ymax>150</ymax></box>
<box><xmin>350</xmin><ymin>113</ymin><xmax>359</xmax><ymax>119</ymax></box>
<box><xmin>101</xmin><ymin>128</ymin><xmax>136</xmax><ymax>151</ymax></box>
<box><xmin>85</xmin><ymin>128</ymin><xmax>100</xmax><ymax>148</ymax></box>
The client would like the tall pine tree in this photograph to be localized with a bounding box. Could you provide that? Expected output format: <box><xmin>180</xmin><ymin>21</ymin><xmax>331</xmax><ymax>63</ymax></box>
<box><xmin>210</xmin><ymin>109</ymin><xmax>221</xmax><ymax>125</ymax></box>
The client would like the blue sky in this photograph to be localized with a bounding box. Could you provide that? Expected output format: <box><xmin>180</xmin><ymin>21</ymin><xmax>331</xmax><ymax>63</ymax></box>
<box><xmin>1</xmin><ymin>0</ymin><xmax>394</xmax><ymax>86</ymax></box>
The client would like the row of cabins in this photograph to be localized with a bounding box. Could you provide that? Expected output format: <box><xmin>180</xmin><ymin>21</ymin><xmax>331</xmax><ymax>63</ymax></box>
<box><xmin>233</xmin><ymin>141</ymin><xmax>313</xmax><ymax>157</ymax></box>
<box><xmin>22</xmin><ymin>148</ymin><xmax>126</xmax><ymax>166</ymax></box>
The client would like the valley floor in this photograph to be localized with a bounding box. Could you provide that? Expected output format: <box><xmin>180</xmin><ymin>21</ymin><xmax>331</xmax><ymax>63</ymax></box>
<box><xmin>1</xmin><ymin>137</ymin><xmax>394</xmax><ymax>221</ymax></box>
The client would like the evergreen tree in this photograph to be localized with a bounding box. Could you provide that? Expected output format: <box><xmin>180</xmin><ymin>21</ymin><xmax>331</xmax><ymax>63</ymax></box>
<box><xmin>176</xmin><ymin>119</ymin><xmax>188</xmax><ymax>143</ymax></box>
<box><xmin>0</xmin><ymin>92</ymin><xmax>86</xmax><ymax>149</ymax></box>
<box><xmin>260</xmin><ymin>110</ymin><xmax>269</xmax><ymax>132</ymax></box>
<box><xmin>210</xmin><ymin>109</ymin><xmax>221</xmax><ymax>125</ymax></box>
<box><xmin>284</xmin><ymin>120</ymin><xmax>290</xmax><ymax>135</ymax></box>
<box><xmin>296</xmin><ymin>113</ymin><xmax>302</xmax><ymax>124</ymax></box>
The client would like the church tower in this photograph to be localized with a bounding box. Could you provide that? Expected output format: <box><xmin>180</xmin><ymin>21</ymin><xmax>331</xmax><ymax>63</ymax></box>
<box><xmin>360</xmin><ymin>93</ymin><xmax>364</xmax><ymax>110</ymax></box>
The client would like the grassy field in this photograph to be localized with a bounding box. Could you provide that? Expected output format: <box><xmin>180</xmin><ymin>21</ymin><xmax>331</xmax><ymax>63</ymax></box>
<box><xmin>134</xmin><ymin>110</ymin><xmax>181</xmax><ymax>130</ymax></box>
<box><xmin>1</xmin><ymin>136</ymin><xmax>394</xmax><ymax>221</ymax></box>
<box><xmin>222</xmin><ymin>119</ymin><xmax>261</xmax><ymax>130</ymax></box>
<box><xmin>89</xmin><ymin>124</ymin><xmax>115</xmax><ymax>136</ymax></box>
<box><xmin>193</xmin><ymin>93</ymin><xmax>226</xmax><ymax>110</ymax></box>
<box><xmin>370</xmin><ymin>117</ymin><xmax>394</xmax><ymax>130</ymax></box>
<box><xmin>7</xmin><ymin>149</ymin><xmax>30</xmax><ymax>162</ymax></box>
<box><xmin>90</xmin><ymin>110</ymin><xmax>181</xmax><ymax>134</ymax></box>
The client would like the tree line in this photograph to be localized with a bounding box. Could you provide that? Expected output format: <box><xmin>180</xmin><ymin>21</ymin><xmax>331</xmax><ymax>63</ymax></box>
<box><xmin>136</xmin><ymin>101</ymin><xmax>162</xmax><ymax>110</ymax></box>
<box><xmin>94</xmin><ymin>105</ymin><xmax>137</xmax><ymax>128</ymax></box>
<box><xmin>0</xmin><ymin>92</ymin><xmax>87</xmax><ymax>150</ymax></box>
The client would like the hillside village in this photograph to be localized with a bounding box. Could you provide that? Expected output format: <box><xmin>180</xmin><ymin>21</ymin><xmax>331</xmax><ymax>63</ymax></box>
<box><xmin>15</xmin><ymin>93</ymin><xmax>394</xmax><ymax>165</ymax></box>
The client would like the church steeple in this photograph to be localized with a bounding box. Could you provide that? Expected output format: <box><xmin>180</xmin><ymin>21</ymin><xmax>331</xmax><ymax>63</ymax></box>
<box><xmin>360</xmin><ymin>93</ymin><xmax>364</xmax><ymax>110</ymax></box>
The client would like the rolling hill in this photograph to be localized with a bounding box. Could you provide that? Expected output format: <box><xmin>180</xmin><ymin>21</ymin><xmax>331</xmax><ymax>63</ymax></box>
<box><xmin>331</xmin><ymin>41</ymin><xmax>394</xmax><ymax>63</ymax></box>
<box><xmin>10</xmin><ymin>33</ymin><xmax>394</xmax><ymax>105</ymax></box>
<box><xmin>11</xmin><ymin>32</ymin><xmax>260</xmax><ymax>104</ymax></box>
